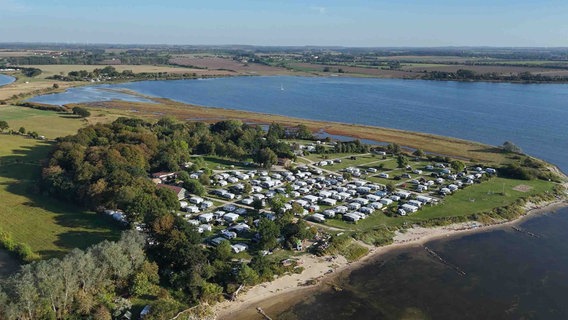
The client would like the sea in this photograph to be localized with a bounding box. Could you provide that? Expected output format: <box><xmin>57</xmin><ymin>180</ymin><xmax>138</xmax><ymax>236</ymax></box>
<box><xmin>28</xmin><ymin>76</ymin><xmax>568</xmax><ymax>319</ymax></box>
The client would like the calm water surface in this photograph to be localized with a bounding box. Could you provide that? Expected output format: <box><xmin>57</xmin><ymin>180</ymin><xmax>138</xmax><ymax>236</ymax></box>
<box><xmin>272</xmin><ymin>208</ymin><xmax>568</xmax><ymax>320</ymax></box>
<box><xmin>29</xmin><ymin>76</ymin><xmax>568</xmax><ymax>172</ymax></box>
<box><xmin>28</xmin><ymin>76</ymin><xmax>568</xmax><ymax>318</ymax></box>
<box><xmin>0</xmin><ymin>74</ymin><xmax>15</xmax><ymax>87</ymax></box>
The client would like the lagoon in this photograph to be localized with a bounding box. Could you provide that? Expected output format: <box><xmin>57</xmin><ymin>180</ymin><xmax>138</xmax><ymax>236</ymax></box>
<box><xmin>0</xmin><ymin>74</ymin><xmax>15</xmax><ymax>87</ymax></box>
<box><xmin>29</xmin><ymin>76</ymin><xmax>568</xmax><ymax>172</ymax></box>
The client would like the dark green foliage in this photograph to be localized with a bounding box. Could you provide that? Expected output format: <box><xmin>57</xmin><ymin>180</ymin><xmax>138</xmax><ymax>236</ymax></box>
<box><xmin>255</xmin><ymin>147</ymin><xmax>278</xmax><ymax>169</ymax></box>
<box><xmin>257</xmin><ymin>218</ymin><xmax>281</xmax><ymax>250</ymax></box>
<box><xmin>0</xmin><ymin>231</ymin><xmax>146</xmax><ymax>319</ymax></box>
<box><xmin>72</xmin><ymin>106</ymin><xmax>91</xmax><ymax>118</ymax></box>
<box><xmin>423</xmin><ymin>69</ymin><xmax>568</xmax><ymax>82</ymax></box>
<box><xmin>334</xmin><ymin>139</ymin><xmax>369</xmax><ymax>154</ymax></box>
<box><xmin>0</xmin><ymin>228</ymin><xmax>40</xmax><ymax>262</ymax></box>
<box><xmin>20</xmin><ymin>67</ymin><xmax>42</xmax><ymax>77</ymax></box>
<box><xmin>499</xmin><ymin>163</ymin><xmax>536</xmax><ymax>180</ymax></box>
<box><xmin>450</xmin><ymin>160</ymin><xmax>466</xmax><ymax>172</ymax></box>
<box><xmin>0</xmin><ymin>120</ymin><xmax>8</xmax><ymax>131</ymax></box>
<box><xmin>396</xmin><ymin>154</ymin><xmax>408</xmax><ymax>168</ymax></box>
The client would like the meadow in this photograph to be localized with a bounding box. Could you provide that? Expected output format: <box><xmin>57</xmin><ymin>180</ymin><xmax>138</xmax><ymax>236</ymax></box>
<box><xmin>0</xmin><ymin>107</ymin><xmax>121</xmax><ymax>259</ymax></box>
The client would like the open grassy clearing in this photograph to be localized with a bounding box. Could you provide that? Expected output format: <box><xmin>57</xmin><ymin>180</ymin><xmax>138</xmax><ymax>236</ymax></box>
<box><xmin>0</xmin><ymin>110</ymin><xmax>121</xmax><ymax>259</ymax></box>
<box><xmin>323</xmin><ymin>177</ymin><xmax>555</xmax><ymax>232</ymax></box>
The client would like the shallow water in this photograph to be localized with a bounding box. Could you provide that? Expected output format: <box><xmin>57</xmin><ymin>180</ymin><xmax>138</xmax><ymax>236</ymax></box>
<box><xmin>273</xmin><ymin>207</ymin><xmax>568</xmax><ymax>320</ymax></box>
<box><xmin>0</xmin><ymin>74</ymin><xmax>15</xmax><ymax>87</ymax></box>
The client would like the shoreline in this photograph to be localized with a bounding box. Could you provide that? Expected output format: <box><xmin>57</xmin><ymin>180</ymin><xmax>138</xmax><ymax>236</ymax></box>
<box><xmin>214</xmin><ymin>199</ymin><xmax>568</xmax><ymax>320</ymax></box>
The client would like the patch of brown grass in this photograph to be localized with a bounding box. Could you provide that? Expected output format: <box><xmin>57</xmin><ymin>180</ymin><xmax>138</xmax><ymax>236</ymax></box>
<box><xmin>513</xmin><ymin>185</ymin><xmax>533</xmax><ymax>193</ymax></box>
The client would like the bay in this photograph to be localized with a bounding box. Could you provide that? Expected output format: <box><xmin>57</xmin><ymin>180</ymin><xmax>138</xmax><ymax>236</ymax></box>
<box><xmin>274</xmin><ymin>207</ymin><xmax>568</xmax><ymax>320</ymax></box>
<box><xmin>29</xmin><ymin>76</ymin><xmax>568</xmax><ymax>172</ymax></box>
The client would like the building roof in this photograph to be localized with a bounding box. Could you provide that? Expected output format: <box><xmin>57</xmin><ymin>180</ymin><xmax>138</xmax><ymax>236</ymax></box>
<box><xmin>157</xmin><ymin>183</ymin><xmax>184</xmax><ymax>194</ymax></box>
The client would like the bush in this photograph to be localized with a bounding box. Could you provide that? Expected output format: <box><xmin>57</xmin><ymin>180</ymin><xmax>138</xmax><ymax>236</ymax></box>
<box><xmin>72</xmin><ymin>106</ymin><xmax>91</xmax><ymax>118</ymax></box>
<box><xmin>0</xmin><ymin>228</ymin><xmax>39</xmax><ymax>261</ymax></box>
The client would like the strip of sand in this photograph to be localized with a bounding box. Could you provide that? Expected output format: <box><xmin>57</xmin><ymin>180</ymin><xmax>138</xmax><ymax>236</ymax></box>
<box><xmin>214</xmin><ymin>199</ymin><xmax>567</xmax><ymax>320</ymax></box>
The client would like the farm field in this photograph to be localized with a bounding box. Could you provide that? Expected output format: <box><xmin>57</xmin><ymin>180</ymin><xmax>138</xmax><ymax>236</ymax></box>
<box><xmin>169</xmin><ymin>55</ymin><xmax>293</xmax><ymax>75</ymax></box>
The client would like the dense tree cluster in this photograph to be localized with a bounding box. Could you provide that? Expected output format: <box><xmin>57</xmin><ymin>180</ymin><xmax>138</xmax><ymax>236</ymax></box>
<box><xmin>33</xmin><ymin>117</ymin><xmax>323</xmax><ymax>312</ymax></box>
<box><xmin>0</xmin><ymin>231</ymin><xmax>154</xmax><ymax>319</ymax></box>
<box><xmin>333</xmin><ymin>140</ymin><xmax>370</xmax><ymax>154</ymax></box>
<box><xmin>41</xmin><ymin>117</ymin><xmax>302</xmax><ymax>221</ymax></box>
<box><xmin>19</xmin><ymin>67</ymin><xmax>42</xmax><ymax>77</ymax></box>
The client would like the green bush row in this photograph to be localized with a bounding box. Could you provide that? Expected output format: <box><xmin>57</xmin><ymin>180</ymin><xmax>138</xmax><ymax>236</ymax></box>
<box><xmin>0</xmin><ymin>228</ymin><xmax>40</xmax><ymax>262</ymax></box>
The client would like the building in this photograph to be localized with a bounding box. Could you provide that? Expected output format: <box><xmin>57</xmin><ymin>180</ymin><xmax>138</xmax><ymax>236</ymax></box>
<box><xmin>157</xmin><ymin>184</ymin><xmax>187</xmax><ymax>200</ymax></box>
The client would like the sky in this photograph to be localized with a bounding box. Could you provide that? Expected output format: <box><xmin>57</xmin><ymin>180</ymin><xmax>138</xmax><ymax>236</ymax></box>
<box><xmin>1</xmin><ymin>0</ymin><xmax>567</xmax><ymax>47</ymax></box>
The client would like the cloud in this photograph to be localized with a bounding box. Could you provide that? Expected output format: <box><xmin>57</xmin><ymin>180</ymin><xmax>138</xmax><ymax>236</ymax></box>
<box><xmin>309</xmin><ymin>6</ymin><xmax>327</xmax><ymax>15</ymax></box>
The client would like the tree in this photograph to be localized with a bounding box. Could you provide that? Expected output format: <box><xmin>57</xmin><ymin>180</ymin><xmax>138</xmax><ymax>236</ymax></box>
<box><xmin>257</xmin><ymin>218</ymin><xmax>280</xmax><ymax>250</ymax></box>
<box><xmin>450</xmin><ymin>160</ymin><xmax>466</xmax><ymax>173</ymax></box>
<box><xmin>53</xmin><ymin>83</ymin><xmax>59</xmax><ymax>89</ymax></box>
<box><xmin>502</xmin><ymin>141</ymin><xmax>522</xmax><ymax>153</ymax></box>
<box><xmin>0</xmin><ymin>120</ymin><xmax>8</xmax><ymax>132</ymax></box>
<box><xmin>183</xmin><ymin>179</ymin><xmax>206</xmax><ymax>196</ymax></box>
<box><xmin>396</xmin><ymin>154</ymin><xmax>408</xmax><ymax>168</ymax></box>
<box><xmin>198</xmin><ymin>173</ymin><xmax>211</xmax><ymax>186</ymax></box>
<box><xmin>412</xmin><ymin>149</ymin><xmax>424</xmax><ymax>157</ymax></box>
<box><xmin>256</xmin><ymin>147</ymin><xmax>277</xmax><ymax>169</ymax></box>
<box><xmin>236</xmin><ymin>264</ymin><xmax>259</xmax><ymax>286</ymax></box>
<box><xmin>295</xmin><ymin>124</ymin><xmax>313</xmax><ymax>140</ymax></box>
<box><xmin>18</xmin><ymin>127</ymin><xmax>26</xmax><ymax>135</ymax></box>
<box><xmin>72</xmin><ymin>106</ymin><xmax>91</xmax><ymax>118</ymax></box>
<box><xmin>269</xmin><ymin>194</ymin><xmax>287</xmax><ymax>213</ymax></box>
<box><xmin>388</xmin><ymin>143</ymin><xmax>401</xmax><ymax>154</ymax></box>
<box><xmin>243</xmin><ymin>182</ymin><xmax>252</xmax><ymax>194</ymax></box>
<box><xmin>252</xmin><ymin>198</ymin><xmax>264</xmax><ymax>211</ymax></box>
<box><xmin>385</xmin><ymin>182</ymin><xmax>396</xmax><ymax>192</ymax></box>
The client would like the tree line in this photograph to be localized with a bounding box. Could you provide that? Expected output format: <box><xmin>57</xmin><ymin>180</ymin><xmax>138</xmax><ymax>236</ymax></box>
<box><xmin>422</xmin><ymin>69</ymin><xmax>568</xmax><ymax>83</ymax></box>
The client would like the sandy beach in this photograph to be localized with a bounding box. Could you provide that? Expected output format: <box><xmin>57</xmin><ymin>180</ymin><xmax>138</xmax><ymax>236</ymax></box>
<box><xmin>214</xmin><ymin>199</ymin><xmax>568</xmax><ymax>320</ymax></box>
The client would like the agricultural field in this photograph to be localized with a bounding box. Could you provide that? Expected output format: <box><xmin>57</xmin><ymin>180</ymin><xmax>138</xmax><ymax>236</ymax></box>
<box><xmin>169</xmin><ymin>55</ymin><xmax>294</xmax><ymax>75</ymax></box>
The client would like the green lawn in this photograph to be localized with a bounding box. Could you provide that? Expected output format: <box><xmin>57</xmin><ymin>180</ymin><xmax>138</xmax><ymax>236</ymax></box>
<box><xmin>0</xmin><ymin>130</ymin><xmax>121</xmax><ymax>259</ymax></box>
<box><xmin>0</xmin><ymin>105</ymin><xmax>87</xmax><ymax>139</ymax></box>
<box><xmin>318</xmin><ymin>177</ymin><xmax>557</xmax><ymax>232</ymax></box>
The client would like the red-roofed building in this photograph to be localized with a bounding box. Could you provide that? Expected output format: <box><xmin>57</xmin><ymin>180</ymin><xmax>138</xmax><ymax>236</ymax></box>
<box><xmin>157</xmin><ymin>184</ymin><xmax>187</xmax><ymax>200</ymax></box>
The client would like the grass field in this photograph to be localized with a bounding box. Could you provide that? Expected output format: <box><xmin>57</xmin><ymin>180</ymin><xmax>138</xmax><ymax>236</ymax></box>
<box><xmin>0</xmin><ymin>108</ymin><xmax>121</xmax><ymax>259</ymax></box>
<box><xmin>324</xmin><ymin>177</ymin><xmax>556</xmax><ymax>232</ymax></box>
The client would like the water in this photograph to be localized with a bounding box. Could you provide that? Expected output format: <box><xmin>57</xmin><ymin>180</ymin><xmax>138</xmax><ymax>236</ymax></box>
<box><xmin>28</xmin><ymin>85</ymin><xmax>155</xmax><ymax>105</ymax></box>
<box><xmin>28</xmin><ymin>76</ymin><xmax>568</xmax><ymax>172</ymax></box>
<box><xmin>272</xmin><ymin>208</ymin><xmax>568</xmax><ymax>320</ymax></box>
<box><xmin>27</xmin><ymin>76</ymin><xmax>568</xmax><ymax>318</ymax></box>
<box><xmin>0</xmin><ymin>74</ymin><xmax>15</xmax><ymax>87</ymax></box>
